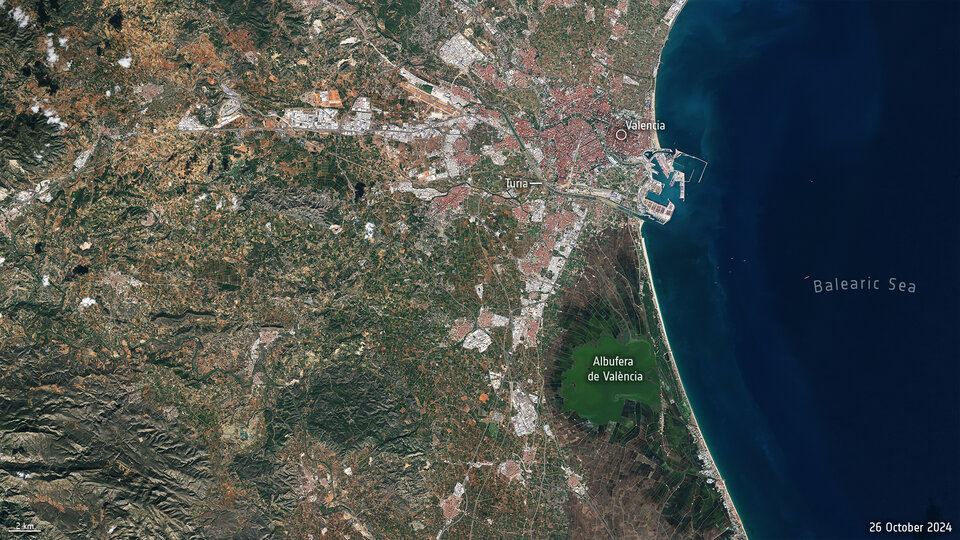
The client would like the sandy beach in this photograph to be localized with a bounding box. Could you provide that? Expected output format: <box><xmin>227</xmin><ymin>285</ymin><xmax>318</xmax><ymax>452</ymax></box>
<box><xmin>635</xmin><ymin>222</ymin><xmax>747</xmax><ymax>539</ymax></box>
<box><xmin>641</xmin><ymin>3</ymin><xmax>748</xmax><ymax>535</ymax></box>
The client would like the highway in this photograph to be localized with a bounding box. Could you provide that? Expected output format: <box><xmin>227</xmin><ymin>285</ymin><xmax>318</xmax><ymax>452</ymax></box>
<box><xmin>543</xmin><ymin>183</ymin><xmax>648</xmax><ymax>221</ymax></box>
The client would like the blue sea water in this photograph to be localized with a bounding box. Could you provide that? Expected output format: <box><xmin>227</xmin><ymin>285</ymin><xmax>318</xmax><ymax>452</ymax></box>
<box><xmin>645</xmin><ymin>1</ymin><xmax>960</xmax><ymax>538</ymax></box>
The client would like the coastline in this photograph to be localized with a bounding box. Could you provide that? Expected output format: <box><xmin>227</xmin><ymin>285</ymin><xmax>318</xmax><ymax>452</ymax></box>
<box><xmin>637</xmin><ymin>1</ymin><xmax>960</xmax><ymax>535</ymax></box>
<box><xmin>635</xmin><ymin>221</ymin><xmax>748</xmax><ymax>539</ymax></box>
<box><xmin>648</xmin><ymin>0</ymin><xmax>687</xmax><ymax>153</ymax></box>
<box><xmin>642</xmin><ymin>2</ymin><xmax>748</xmax><ymax>537</ymax></box>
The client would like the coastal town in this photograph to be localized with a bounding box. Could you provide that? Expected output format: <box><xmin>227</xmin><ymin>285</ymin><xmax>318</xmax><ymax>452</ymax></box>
<box><xmin>0</xmin><ymin>0</ymin><xmax>743</xmax><ymax>537</ymax></box>
<box><xmin>172</xmin><ymin>51</ymin><xmax>709</xmax><ymax>357</ymax></box>
<box><xmin>175</xmin><ymin>66</ymin><xmax>703</xmax><ymax>227</ymax></box>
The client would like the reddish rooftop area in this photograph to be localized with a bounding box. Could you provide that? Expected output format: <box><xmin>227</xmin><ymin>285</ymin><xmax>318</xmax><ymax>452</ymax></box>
<box><xmin>430</xmin><ymin>185</ymin><xmax>471</xmax><ymax>214</ymax></box>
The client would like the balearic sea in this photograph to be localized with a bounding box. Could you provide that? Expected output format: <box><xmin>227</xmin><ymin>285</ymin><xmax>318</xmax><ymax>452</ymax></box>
<box><xmin>645</xmin><ymin>0</ymin><xmax>960</xmax><ymax>538</ymax></box>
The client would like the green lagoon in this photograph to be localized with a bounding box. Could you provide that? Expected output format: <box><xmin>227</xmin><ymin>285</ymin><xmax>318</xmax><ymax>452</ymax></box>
<box><xmin>559</xmin><ymin>335</ymin><xmax>660</xmax><ymax>425</ymax></box>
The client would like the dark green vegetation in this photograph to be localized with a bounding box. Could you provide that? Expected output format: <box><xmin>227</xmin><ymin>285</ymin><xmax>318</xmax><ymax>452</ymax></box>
<box><xmin>213</xmin><ymin>0</ymin><xmax>304</xmax><ymax>49</ymax></box>
<box><xmin>0</xmin><ymin>98</ymin><xmax>66</xmax><ymax>180</ymax></box>
<box><xmin>353</xmin><ymin>0</ymin><xmax>455</xmax><ymax>58</ymax></box>
<box><xmin>0</xmin><ymin>356</ymin><xmax>217</xmax><ymax>538</ymax></box>
<box><xmin>373</xmin><ymin>0</ymin><xmax>421</xmax><ymax>46</ymax></box>
<box><xmin>559</xmin><ymin>334</ymin><xmax>659</xmax><ymax>425</ymax></box>
<box><xmin>545</xmin><ymin>226</ymin><xmax>734</xmax><ymax>539</ymax></box>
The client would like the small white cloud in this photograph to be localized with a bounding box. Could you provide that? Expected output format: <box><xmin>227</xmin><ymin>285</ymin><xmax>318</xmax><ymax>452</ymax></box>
<box><xmin>44</xmin><ymin>112</ymin><xmax>67</xmax><ymax>130</ymax></box>
<box><xmin>10</xmin><ymin>6</ymin><xmax>30</xmax><ymax>28</ymax></box>
<box><xmin>45</xmin><ymin>38</ymin><xmax>58</xmax><ymax>63</ymax></box>
<box><xmin>117</xmin><ymin>55</ymin><xmax>132</xmax><ymax>68</ymax></box>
